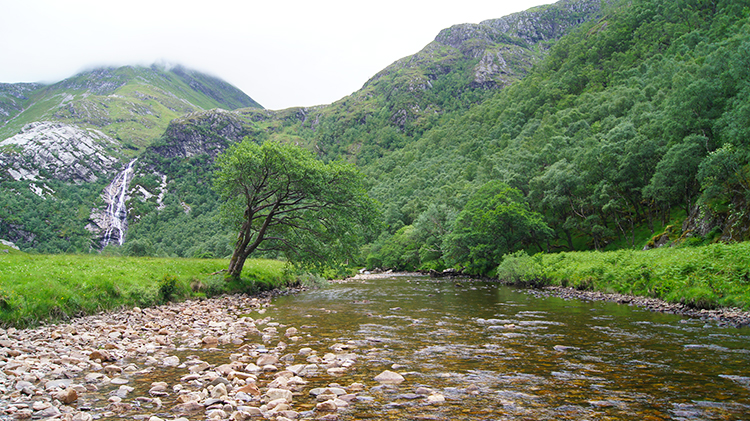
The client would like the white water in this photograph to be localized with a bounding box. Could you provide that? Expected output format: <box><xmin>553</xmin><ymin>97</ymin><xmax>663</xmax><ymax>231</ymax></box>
<box><xmin>101</xmin><ymin>159</ymin><xmax>137</xmax><ymax>247</ymax></box>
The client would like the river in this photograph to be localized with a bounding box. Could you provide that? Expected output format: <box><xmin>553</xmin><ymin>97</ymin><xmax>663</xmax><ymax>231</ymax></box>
<box><xmin>262</xmin><ymin>274</ymin><xmax>750</xmax><ymax>420</ymax></box>
<box><xmin>8</xmin><ymin>274</ymin><xmax>749</xmax><ymax>421</ymax></box>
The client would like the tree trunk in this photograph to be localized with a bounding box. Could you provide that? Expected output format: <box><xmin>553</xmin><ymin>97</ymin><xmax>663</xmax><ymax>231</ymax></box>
<box><xmin>564</xmin><ymin>229</ymin><xmax>575</xmax><ymax>251</ymax></box>
<box><xmin>227</xmin><ymin>249</ymin><xmax>249</xmax><ymax>279</ymax></box>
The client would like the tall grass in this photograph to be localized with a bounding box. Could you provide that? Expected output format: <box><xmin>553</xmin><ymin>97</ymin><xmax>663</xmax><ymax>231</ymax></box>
<box><xmin>0</xmin><ymin>251</ymin><xmax>294</xmax><ymax>327</ymax></box>
<box><xmin>498</xmin><ymin>242</ymin><xmax>750</xmax><ymax>310</ymax></box>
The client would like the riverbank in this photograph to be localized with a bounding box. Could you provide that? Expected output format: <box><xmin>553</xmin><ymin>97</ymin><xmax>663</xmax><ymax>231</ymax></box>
<box><xmin>524</xmin><ymin>286</ymin><xmax>750</xmax><ymax>327</ymax></box>
<box><xmin>496</xmin><ymin>242</ymin><xmax>750</xmax><ymax>323</ymax></box>
<box><xmin>0</xmin><ymin>253</ymin><xmax>294</xmax><ymax>328</ymax></box>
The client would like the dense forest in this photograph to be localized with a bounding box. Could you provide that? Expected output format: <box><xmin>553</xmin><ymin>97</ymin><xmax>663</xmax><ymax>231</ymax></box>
<box><xmin>358</xmin><ymin>0</ymin><xmax>750</xmax><ymax>274</ymax></box>
<box><xmin>3</xmin><ymin>0</ymin><xmax>750</xmax><ymax>279</ymax></box>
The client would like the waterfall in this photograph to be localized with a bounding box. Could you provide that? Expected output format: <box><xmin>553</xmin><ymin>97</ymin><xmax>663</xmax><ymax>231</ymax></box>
<box><xmin>101</xmin><ymin>159</ymin><xmax>137</xmax><ymax>247</ymax></box>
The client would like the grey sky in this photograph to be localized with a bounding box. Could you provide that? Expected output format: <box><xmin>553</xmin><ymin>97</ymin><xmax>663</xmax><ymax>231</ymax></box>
<box><xmin>1</xmin><ymin>0</ymin><xmax>552</xmax><ymax>110</ymax></box>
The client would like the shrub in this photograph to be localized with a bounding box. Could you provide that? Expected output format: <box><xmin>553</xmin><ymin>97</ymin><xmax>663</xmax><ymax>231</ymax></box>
<box><xmin>158</xmin><ymin>274</ymin><xmax>179</xmax><ymax>302</ymax></box>
<box><xmin>496</xmin><ymin>250</ymin><xmax>549</xmax><ymax>287</ymax></box>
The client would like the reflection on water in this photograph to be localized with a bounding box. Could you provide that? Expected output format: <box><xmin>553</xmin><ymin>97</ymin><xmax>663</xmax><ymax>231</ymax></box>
<box><xmin>265</xmin><ymin>275</ymin><xmax>750</xmax><ymax>420</ymax></box>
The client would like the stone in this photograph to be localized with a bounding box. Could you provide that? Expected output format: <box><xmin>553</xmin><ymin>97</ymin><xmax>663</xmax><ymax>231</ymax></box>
<box><xmin>56</xmin><ymin>387</ymin><xmax>78</xmax><ymax>404</ymax></box>
<box><xmin>89</xmin><ymin>349</ymin><xmax>112</xmax><ymax>362</ymax></box>
<box><xmin>244</xmin><ymin>363</ymin><xmax>262</xmax><ymax>373</ymax></box>
<box><xmin>236</xmin><ymin>383</ymin><xmax>261</xmax><ymax>396</ymax></box>
<box><xmin>276</xmin><ymin>410</ymin><xmax>299</xmax><ymax>419</ymax></box>
<box><xmin>348</xmin><ymin>382</ymin><xmax>366</xmax><ymax>392</ymax></box>
<box><xmin>257</xmin><ymin>354</ymin><xmax>278</xmax><ymax>366</ymax></box>
<box><xmin>427</xmin><ymin>393</ymin><xmax>445</xmax><ymax>403</ymax></box>
<box><xmin>172</xmin><ymin>401</ymin><xmax>204</xmax><ymax>413</ymax></box>
<box><xmin>35</xmin><ymin>406</ymin><xmax>61</xmax><ymax>418</ymax></box>
<box><xmin>374</xmin><ymin>370</ymin><xmax>405</xmax><ymax>384</ymax></box>
<box><xmin>72</xmin><ymin>413</ymin><xmax>94</xmax><ymax>421</ymax></box>
<box><xmin>32</xmin><ymin>401</ymin><xmax>51</xmax><ymax>411</ymax></box>
<box><xmin>310</xmin><ymin>387</ymin><xmax>347</xmax><ymax>397</ymax></box>
<box><xmin>104</xmin><ymin>364</ymin><xmax>123</xmax><ymax>375</ymax></box>
<box><xmin>163</xmin><ymin>356</ymin><xmax>180</xmax><ymax>366</ymax></box>
<box><xmin>211</xmin><ymin>383</ymin><xmax>228</xmax><ymax>398</ymax></box>
<box><xmin>188</xmin><ymin>361</ymin><xmax>210</xmax><ymax>373</ymax></box>
<box><xmin>315</xmin><ymin>400</ymin><xmax>337</xmax><ymax>412</ymax></box>
<box><xmin>202</xmin><ymin>336</ymin><xmax>219</xmax><ymax>346</ymax></box>
<box><xmin>266</xmin><ymin>388</ymin><xmax>293</xmax><ymax>402</ymax></box>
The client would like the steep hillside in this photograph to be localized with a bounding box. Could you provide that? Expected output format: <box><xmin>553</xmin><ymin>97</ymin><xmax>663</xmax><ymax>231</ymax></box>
<box><xmin>362</xmin><ymin>0</ymin><xmax>750</xmax><ymax>273</ymax></box>
<box><xmin>130</xmin><ymin>0</ymin><xmax>750</xmax><ymax>273</ymax></box>
<box><xmin>0</xmin><ymin>64</ymin><xmax>261</xmax><ymax>252</ymax></box>
<box><xmin>115</xmin><ymin>0</ymin><xmax>605</xmax><ymax>259</ymax></box>
<box><xmin>0</xmin><ymin>65</ymin><xmax>261</xmax><ymax>152</ymax></box>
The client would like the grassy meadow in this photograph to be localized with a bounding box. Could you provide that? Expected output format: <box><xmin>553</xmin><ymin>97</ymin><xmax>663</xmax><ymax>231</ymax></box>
<box><xmin>499</xmin><ymin>242</ymin><xmax>750</xmax><ymax>311</ymax></box>
<box><xmin>0</xmin><ymin>246</ymin><xmax>295</xmax><ymax>327</ymax></box>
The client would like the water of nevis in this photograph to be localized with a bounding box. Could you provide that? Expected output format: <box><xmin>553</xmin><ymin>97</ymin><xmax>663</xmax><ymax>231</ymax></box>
<box><xmin>27</xmin><ymin>275</ymin><xmax>746</xmax><ymax>421</ymax></box>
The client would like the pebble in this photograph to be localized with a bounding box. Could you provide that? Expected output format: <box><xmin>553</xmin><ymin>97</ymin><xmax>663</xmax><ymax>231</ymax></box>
<box><xmin>374</xmin><ymin>370</ymin><xmax>406</xmax><ymax>384</ymax></box>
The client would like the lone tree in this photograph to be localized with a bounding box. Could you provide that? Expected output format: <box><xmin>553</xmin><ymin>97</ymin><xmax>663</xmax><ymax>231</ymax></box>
<box><xmin>214</xmin><ymin>139</ymin><xmax>378</xmax><ymax>279</ymax></box>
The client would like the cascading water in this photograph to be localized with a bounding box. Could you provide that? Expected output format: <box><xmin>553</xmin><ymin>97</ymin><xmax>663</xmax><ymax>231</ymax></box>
<box><xmin>101</xmin><ymin>159</ymin><xmax>136</xmax><ymax>247</ymax></box>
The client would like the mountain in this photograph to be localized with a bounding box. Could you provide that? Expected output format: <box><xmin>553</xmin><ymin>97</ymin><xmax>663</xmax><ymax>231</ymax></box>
<box><xmin>0</xmin><ymin>64</ymin><xmax>261</xmax><ymax>251</ymax></box>
<box><xmin>4</xmin><ymin>0</ymin><xmax>749</xmax><ymax>272</ymax></box>
<box><xmin>118</xmin><ymin>0</ymin><xmax>606</xmax><ymax>259</ymax></box>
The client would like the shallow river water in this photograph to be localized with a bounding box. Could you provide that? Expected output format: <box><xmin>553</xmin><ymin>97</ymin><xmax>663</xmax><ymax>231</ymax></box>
<box><xmin>261</xmin><ymin>274</ymin><xmax>750</xmax><ymax>420</ymax></box>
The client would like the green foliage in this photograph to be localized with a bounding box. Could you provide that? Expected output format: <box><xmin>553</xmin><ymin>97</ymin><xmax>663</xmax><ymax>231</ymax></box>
<box><xmin>214</xmin><ymin>139</ymin><xmax>380</xmax><ymax>278</ymax></box>
<box><xmin>0</xmin><ymin>179</ymin><xmax>108</xmax><ymax>253</ymax></box>
<box><xmin>158</xmin><ymin>274</ymin><xmax>179</xmax><ymax>303</ymax></box>
<box><xmin>367</xmin><ymin>226</ymin><xmax>421</xmax><ymax>271</ymax></box>
<box><xmin>496</xmin><ymin>250</ymin><xmax>549</xmax><ymax>287</ymax></box>
<box><xmin>537</xmin><ymin>242</ymin><xmax>750</xmax><ymax>310</ymax></box>
<box><xmin>443</xmin><ymin>181</ymin><xmax>552</xmax><ymax>275</ymax></box>
<box><xmin>0</xmin><ymin>254</ymin><xmax>294</xmax><ymax>327</ymax></box>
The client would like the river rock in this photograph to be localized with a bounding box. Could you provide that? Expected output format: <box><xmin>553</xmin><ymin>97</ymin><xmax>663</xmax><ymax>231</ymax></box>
<box><xmin>56</xmin><ymin>387</ymin><xmax>78</xmax><ymax>404</ymax></box>
<box><xmin>202</xmin><ymin>336</ymin><xmax>219</xmax><ymax>346</ymax></box>
<box><xmin>427</xmin><ymin>393</ymin><xmax>445</xmax><ymax>403</ymax></box>
<box><xmin>211</xmin><ymin>383</ymin><xmax>228</xmax><ymax>398</ymax></box>
<box><xmin>36</xmin><ymin>405</ymin><xmax>61</xmax><ymax>418</ymax></box>
<box><xmin>172</xmin><ymin>400</ymin><xmax>204</xmax><ymax>413</ymax></box>
<box><xmin>236</xmin><ymin>383</ymin><xmax>261</xmax><ymax>396</ymax></box>
<box><xmin>257</xmin><ymin>354</ymin><xmax>278</xmax><ymax>366</ymax></box>
<box><xmin>163</xmin><ymin>355</ymin><xmax>180</xmax><ymax>366</ymax></box>
<box><xmin>32</xmin><ymin>401</ymin><xmax>51</xmax><ymax>411</ymax></box>
<box><xmin>374</xmin><ymin>370</ymin><xmax>405</xmax><ymax>384</ymax></box>
<box><xmin>316</xmin><ymin>400</ymin><xmax>337</xmax><ymax>412</ymax></box>
<box><xmin>310</xmin><ymin>387</ymin><xmax>347</xmax><ymax>397</ymax></box>
<box><xmin>89</xmin><ymin>349</ymin><xmax>113</xmax><ymax>362</ymax></box>
<box><xmin>266</xmin><ymin>388</ymin><xmax>293</xmax><ymax>402</ymax></box>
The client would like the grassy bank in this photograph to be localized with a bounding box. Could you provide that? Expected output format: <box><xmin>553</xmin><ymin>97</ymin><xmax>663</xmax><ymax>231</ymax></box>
<box><xmin>0</xmin><ymin>248</ymin><xmax>296</xmax><ymax>327</ymax></box>
<box><xmin>498</xmin><ymin>242</ymin><xmax>750</xmax><ymax>310</ymax></box>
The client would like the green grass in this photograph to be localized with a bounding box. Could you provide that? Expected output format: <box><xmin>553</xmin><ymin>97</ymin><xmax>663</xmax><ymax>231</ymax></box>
<box><xmin>516</xmin><ymin>242</ymin><xmax>750</xmax><ymax>310</ymax></box>
<box><xmin>0</xmin><ymin>252</ymin><xmax>295</xmax><ymax>328</ymax></box>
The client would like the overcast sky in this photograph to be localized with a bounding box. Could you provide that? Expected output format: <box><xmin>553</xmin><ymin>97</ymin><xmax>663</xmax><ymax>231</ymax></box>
<box><xmin>1</xmin><ymin>0</ymin><xmax>553</xmax><ymax>110</ymax></box>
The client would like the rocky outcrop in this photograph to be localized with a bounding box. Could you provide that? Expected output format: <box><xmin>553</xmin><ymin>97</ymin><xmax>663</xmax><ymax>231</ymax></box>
<box><xmin>151</xmin><ymin>109</ymin><xmax>257</xmax><ymax>159</ymax></box>
<box><xmin>0</xmin><ymin>82</ymin><xmax>41</xmax><ymax>124</ymax></box>
<box><xmin>0</xmin><ymin>121</ymin><xmax>120</xmax><ymax>183</ymax></box>
<box><xmin>481</xmin><ymin>0</ymin><xmax>603</xmax><ymax>44</ymax></box>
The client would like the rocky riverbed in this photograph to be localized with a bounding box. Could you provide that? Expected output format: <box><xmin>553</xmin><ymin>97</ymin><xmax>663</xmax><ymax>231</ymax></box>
<box><xmin>0</xmin><ymin>288</ymin><xmax>443</xmax><ymax>421</ymax></box>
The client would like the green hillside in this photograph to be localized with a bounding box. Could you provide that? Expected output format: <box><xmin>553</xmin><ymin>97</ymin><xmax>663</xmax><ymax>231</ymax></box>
<box><xmin>126</xmin><ymin>0</ymin><xmax>750</xmax><ymax>275</ymax></box>
<box><xmin>3</xmin><ymin>0</ymin><xmax>750</xmax><ymax>277</ymax></box>
<box><xmin>362</xmin><ymin>0</ymin><xmax>750</xmax><ymax>273</ymax></box>
<box><xmin>0</xmin><ymin>65</ymin><xmax>261</xmax><ymax>252</ymax></box>
<box><xmin>0</xmin><ymin>64</ymin><xmax>261</xmax><ymax>151</ymax></box>
<box><xmin>117</xmin><ymin>0</ymin><xmax>605</xmax><ymax>259</ymax></box>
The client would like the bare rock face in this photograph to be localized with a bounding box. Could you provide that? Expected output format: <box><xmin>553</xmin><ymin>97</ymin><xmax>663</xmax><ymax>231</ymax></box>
<box><xmin>0</xmin><ymin>121</ymin><xmax>120</xmax><ymax>184</ymax></box>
